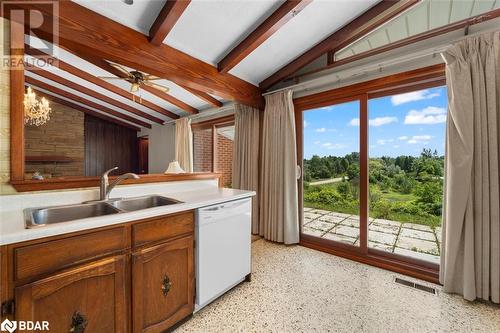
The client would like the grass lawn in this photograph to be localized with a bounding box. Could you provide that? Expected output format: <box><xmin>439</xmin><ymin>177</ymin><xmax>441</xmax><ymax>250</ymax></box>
<box><xmin>304</xmin><ymin>182</ymin><xmax>442</xmax><ymax>228</ymax></box>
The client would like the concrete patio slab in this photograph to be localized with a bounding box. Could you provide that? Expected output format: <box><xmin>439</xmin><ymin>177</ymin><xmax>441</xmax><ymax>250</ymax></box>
<box><xmin>306</xmin><ymin>219</ymin><xmax>336</xmax><ymax>232</ymax></box>
<box><xmin>435</xmin><ymin>227</ymin><xmax>442</xmax><ymax>243</ymax></box>
<box><xmin>368</xmin><ymin>230</ymin><xmax>398</xmax><ymax>246</ymax></box>
<box><xmin>369</xmin><ymin>223</ymin><xmax>400</xmax><ymax>235</ymax></box>
<box><xmin>309</xmin><ymin>209</ymin><xmax>332</xmax><ymax>215</ymax></box>
<box><xmin>396</xmin><ymin>236</ymin><xmax>439</xmax><ymax>255</ymax></box>
<box><xmin>402</xmin><ymin>222</ymin><xmax>433</xmax><ymax>232</ymax></box>
<box><xmin>331</xmin><ymin>225</ymin><xmax>360</xmax><ymax>238</ymax></box>
<box><xmin>394</xmin><ymin>247</ymin><xmax>440</xmax><ymax>264</ymax></box>
<box><xmin>322</xmin><ymin>232</ymin><xmax>357</xmax><ymax>244</ymax></box>
<box><xmin>372</xmin><ymin>218</ymin><xmax>402</xmax><ymax>227</ymax></box>
<box><xmin>302</xmin><ymin>227</ymin><xmax>325</xmax><ymax>238</ymax></box>
<box><xmin>340</xmin><ymin>218</ymin><xmax>360</xmax><ymax>228</ymax></box>
<box><xmin>399</xmin><ymin>228</ymin><xmax>435</xmax><ymax>241</ymax></box>
<box><xmin>319</xmin><ymin>215</ymin><xmax>346</xmax><ymax>224</ymax></box>
<box><xmin>304</xmin><ymin>212</ymin><xmax>322</xmax><ymax>220</ymax></box>
<box><xmin>329</xmin><ymin>212</ymin><xmax>352</xmax><ymax>218</ymax></box>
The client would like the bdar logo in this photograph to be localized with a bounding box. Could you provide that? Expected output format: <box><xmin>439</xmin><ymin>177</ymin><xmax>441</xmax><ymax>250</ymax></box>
<box><xmin>0</xmin><ymin>319</ymin><xmax>17</xmax><ymax>333</ymax></box>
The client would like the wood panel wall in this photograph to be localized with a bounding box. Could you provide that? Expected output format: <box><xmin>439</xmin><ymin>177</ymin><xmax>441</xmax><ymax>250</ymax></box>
<box><xmin>84</xmin><ymin>115</ymin><xmax>138</xmax><ymax>176</ymax></box>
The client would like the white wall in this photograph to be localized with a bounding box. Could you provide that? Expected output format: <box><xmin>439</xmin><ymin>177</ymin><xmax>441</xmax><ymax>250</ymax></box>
<box><xmin>139</xmin><ymin>123</ymin><xmax>176</xmax><ymax>173</ymax></box>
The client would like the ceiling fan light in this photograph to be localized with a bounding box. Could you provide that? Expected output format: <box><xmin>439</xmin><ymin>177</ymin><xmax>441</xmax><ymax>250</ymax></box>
<box><xmin>131</xmin><ymin>83</ymin><xmax>140</xmax><ymax>92</ymax></box>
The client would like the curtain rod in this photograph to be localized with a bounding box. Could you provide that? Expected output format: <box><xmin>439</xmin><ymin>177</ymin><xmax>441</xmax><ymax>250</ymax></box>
<box><xmin>262</xmin><ymin>27</ymin><xmax>500</xmax><ymax>97</ymax></box>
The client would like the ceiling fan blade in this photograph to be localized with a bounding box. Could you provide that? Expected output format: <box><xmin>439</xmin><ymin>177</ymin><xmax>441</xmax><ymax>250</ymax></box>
<box><xmin>144</xmin><ymin>75</ymin><xmax>163</xmax><ymax>81</ymax></box>
<box><xmin>98</xmin><ymin>76</ymin><xmax>127</xmax><ymax>80</ymax></box>
<box><xmin>109</xmin><ymin>62</ymin><xmax>133</xmax><ymax>78</ymax></box>
<box><xmin>143</xmin><ymin>81</ymin><xmax>170</xmax><ymax>93</ymax></box>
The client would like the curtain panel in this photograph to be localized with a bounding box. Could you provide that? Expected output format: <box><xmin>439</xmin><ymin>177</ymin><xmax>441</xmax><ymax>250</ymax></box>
<box><xmin>259</xmin><ymin>90</ymin><xmax>299</xmax><ymax>244</ymax></box>
<box><xmin>440</xmin><ymin>31</ymin><xmax>500</xmax><ymax>303</ymax></box>
<box><xmin>232</xmin><ymin>104</ymin><xmax>260</xmax><ymax>234</ymax></box>
<box><xmin>175</xmin><ymin>118</ymin><xmax>193</xmax><ymax>172</ymax></box>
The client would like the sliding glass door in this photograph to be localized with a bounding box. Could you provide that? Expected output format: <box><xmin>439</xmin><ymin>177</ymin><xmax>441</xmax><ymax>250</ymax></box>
<box><xmin>296</xmin><ymin>69</ymin><xmax>446</xmax><ymax>279</ymax></box>
<box><xmin>301</xmin><ymin>98</ymin><xmax>362</xmax><ymax>249</ymax></box>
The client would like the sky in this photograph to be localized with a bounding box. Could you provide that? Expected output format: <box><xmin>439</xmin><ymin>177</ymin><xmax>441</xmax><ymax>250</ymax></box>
<box><xmin>303</xmin><ymin>86</ymin><xmax>447</xmax><ymax>159</ymax></box>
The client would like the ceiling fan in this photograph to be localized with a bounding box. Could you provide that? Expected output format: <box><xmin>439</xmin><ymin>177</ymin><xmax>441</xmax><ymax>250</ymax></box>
<box><xmin>98</xmin><ymin>62</ymin><xmax>170</xmax><ymax>94</ymax></box>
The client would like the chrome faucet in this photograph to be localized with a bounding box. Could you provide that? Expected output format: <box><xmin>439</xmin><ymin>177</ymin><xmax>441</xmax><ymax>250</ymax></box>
<box><xmin>100</xmin><ymin>167</ymin><xmax>139</xmax><ymax>201</ymax></box>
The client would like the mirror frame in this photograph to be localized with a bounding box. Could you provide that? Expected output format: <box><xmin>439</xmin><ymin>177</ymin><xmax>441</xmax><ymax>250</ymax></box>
<box><xmin>8</xmin><ymin>22</ymin><xmax>221</xmax><ymax>192</ymax></box>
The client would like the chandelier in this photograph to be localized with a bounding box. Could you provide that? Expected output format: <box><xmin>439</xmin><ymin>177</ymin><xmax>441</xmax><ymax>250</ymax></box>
<box><xmin>24</xmin><ymin>87</ymin><xmax>51</xmax><ymax>126</ymax></box>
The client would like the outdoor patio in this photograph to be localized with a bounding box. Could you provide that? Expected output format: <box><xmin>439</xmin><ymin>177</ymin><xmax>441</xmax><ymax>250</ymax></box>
<box><xmin>303</xmin><ymin>208</ymin><xmax>441</xmax><ymax>264</ymax></box>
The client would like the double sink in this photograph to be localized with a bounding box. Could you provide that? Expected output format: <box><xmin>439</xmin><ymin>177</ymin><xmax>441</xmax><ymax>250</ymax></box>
<box><xmin>24</xmin><ymin>195</ymin><xmax>182</xmax><ymax>229</ymax></box>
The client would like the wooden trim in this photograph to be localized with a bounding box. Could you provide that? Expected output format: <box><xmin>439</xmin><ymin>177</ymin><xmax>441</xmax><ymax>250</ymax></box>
<box><xmin>13</xmin><ymin>1</ymin><xmax>263</xmax><ymax>108</ymax></box>
<box><xmin>301</xmin><ymin>237</ymin><xmax>439</xmax><ymax>284</ymax></box>
<box><xmin>294</xmin><ymin>64</ymin><xmax>445</xmax><ymax>110</ymax></box>
<box><xmin>359</xmin><ymin>95</ymin><xmax>368</xmax><ymax>254</ymax></box>
<box><xmin>178</xmin><ymin>84</ymin><xmax>223</xmax><ymax>108</ymax></box>
<box><xmin>10</xmin><ymin>173</ymin><xmax>222</xmax><ymax>192</ymax></box>
<box><xmin>25</xmin><ymin>66</ymin><xmax>164</xmax><ymax>124</ymax></box>
<box><xmin>259</xmin><ymin>0</ymin><xmax>418</xmax><ymax>90</ymax></box>
<box><xmin>217</xmin><ymin>0</ymin><xmax>312</xmax><ymax>73</ymax></box>
<box><xmin>25</xmin><ymin>76</ymin><xmax>152</xmax><ymax>128</ymax></box>
<box><xmin>326</xmin><ymin>8</ymin><xmax>500</xmax><ymax>71</ymax></box>
<box><xmin>191</xmin><ymin>115</ymin><xmax>235</xmax><ymax>130</ymax></box>
<box><xmin>25</xmin><ymin>46</ymin><xmax>179</xmax><ymax>120</ymax></box>
<box><xmin>9</xmin><ymin>17</ymin><xmax>25</xmax><ymax>181</ymax></box>
<box><xmin>149</xmin><ymin>0</ymin><xmax>191</xmax><ymax>45</ymax></box>
<box><xmin>32</xmin><ymin>88</ymin><xmax>141</xmax><ymax>131</ymax></box>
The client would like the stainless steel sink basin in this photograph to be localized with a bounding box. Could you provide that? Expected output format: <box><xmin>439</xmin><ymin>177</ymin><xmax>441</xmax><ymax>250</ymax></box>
<box><xmin>24</xmin><ymin>202</ymin><xmax>121</xmax><ymax>228</ymax></box>
<box><xmin>108</xmin><ymin>195</ymin><xmax>181</xmax><ymax>212</ymax></box>
<box><xmin>24</xmin><ymin>195</ymin><xmax>182</xmax><ymax>228</ymax></box>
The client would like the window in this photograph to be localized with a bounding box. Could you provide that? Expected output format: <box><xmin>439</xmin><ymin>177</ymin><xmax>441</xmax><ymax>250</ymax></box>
<box><xmin>192</xmin><ymin>117</ymin><xmax>235</xmax><ymax>187</ymax></box>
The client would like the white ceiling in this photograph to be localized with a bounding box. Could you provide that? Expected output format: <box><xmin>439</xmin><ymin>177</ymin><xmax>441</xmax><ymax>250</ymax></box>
<box><xmin>72</xmin><ymin>0</ymin><xmax>379</xmax><ymax>85</ymax></box>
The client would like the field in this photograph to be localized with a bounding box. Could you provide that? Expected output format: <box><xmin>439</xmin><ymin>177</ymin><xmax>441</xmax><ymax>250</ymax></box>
<box><xmin>303</xmin><ymin>149</ymin><xmax>444</xmax><ymax>229</ymax></box>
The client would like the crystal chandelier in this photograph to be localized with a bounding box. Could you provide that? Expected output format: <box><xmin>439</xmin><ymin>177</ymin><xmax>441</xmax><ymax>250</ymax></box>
<box><xmin>24</xmin><ymin>87</ymin><xmax>51</xmax><ymax>126</ymax></box>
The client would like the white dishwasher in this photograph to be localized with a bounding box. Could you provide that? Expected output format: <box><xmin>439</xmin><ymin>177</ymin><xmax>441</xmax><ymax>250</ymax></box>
<box><xmin>195</xmin><ymin>198</ymin><xmax>252</xmax><ymax>311</ymax></box>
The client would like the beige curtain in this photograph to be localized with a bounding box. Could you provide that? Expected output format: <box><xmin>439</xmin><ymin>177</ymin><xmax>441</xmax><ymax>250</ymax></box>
<box><xmin>232</xmin><ymin>104</ymin><xmax>260</xmax><ymax>233</ymax></box>
<box><xmin>175</xmin><ymin>118</ymin><xmax>193</xmax><ymax>172</ymax></box>
<box><xmin>440</xmin><ymin>31</ymin><xmax>499</xmax><ymax>303</ymax></box>
<box><xmin>259</xmin><ymin>90</ymin><xmax>299</xmax><ymax>244</ymax></box>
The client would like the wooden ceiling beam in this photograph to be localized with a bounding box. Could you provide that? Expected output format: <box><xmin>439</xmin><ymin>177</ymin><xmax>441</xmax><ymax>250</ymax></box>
<box><xmin>25</xmin><ymin>76</ymin><xmax>152</xmax><ymax>128</ymax></box>
<box><xmin>13</xmin><ymin>1</ymin><xmax>263</xmax><ymax>108</ymax></box>
<box><xmin>178</xmin><ymin>84</ymin><xmax>223</xmax><ymax>108</ymax></box>
<box><xmin>218</xmin><ymin>0</ymin><xmax>312</xmax><ymax>73</ymax></box>
<box><xmin>149</xmin><ymin>0</ymin><xmax>191</xmax><ymax>45</ymax></box>
<box><xmin>25</xmin><ymin>66</ymin><xmax>164</xmax><ymax>124</ymax></box>
<box><xmin>259</xmin><ymin>0</ymin><xmax>419</xmax><ymax>90</ymax></box>
<box><xmin>32</xmin><ymin>88</ymin><xmax>141</xmax><ymax>131</ymax></box>
<box><xmin>25</xmin><ymin>46</ymin><xmax>180</xmax><ymax>120</ymax></box>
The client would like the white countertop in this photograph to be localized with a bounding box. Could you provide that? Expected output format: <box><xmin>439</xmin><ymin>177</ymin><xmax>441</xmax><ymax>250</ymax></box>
<box><xmin>0</xmin><ymin>187</ymin><xmax>255</xmax><ymax>246</ymax></box>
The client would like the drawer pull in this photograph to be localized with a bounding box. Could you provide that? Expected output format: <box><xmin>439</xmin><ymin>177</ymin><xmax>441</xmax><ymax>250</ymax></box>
<box><xmin>69</xmin><ymin>311</ymin><xmax>88</xmax><ymax>333</ymax></box>
<box><xmin>162</xmin><ymin>275</ymin><xmax>172</xmax><ymax>296</ymax></box>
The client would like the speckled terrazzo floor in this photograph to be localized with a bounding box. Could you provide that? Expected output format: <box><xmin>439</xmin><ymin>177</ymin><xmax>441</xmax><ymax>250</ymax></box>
<box><xmin>175</xmin><ymin>239</ymin><xmax>500</xmax><ymax>333</ymax></box>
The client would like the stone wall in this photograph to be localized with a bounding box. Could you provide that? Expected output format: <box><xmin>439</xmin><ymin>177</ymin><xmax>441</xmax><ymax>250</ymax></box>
<box><xmin>24</xmin><ymin>100</ymin><xmax>85</xmax><ymax>178</ymax></box>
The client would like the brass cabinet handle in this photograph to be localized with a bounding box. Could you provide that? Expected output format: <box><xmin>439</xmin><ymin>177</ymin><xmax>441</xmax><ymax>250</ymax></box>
<box><xmin>162</xmin><ymin>275</ymin><xmax>172</xmax><ymax>296</ymax></box>
<box><xmin>69</xmin><ymin>311</ymin><xmax>88</xmax><ymax>333</ymax></box>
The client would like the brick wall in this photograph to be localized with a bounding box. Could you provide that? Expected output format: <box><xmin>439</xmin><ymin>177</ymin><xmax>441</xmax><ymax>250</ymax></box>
<box><xmin>216</xmin><ymin>133</ymin><xmax>233</xmax><ymax>187</ymax></box>
<box><xmin>193</xmin><ymin>128</ymin><xmax>212</xmax><ymax>172</ymax></box>
<box><xmin>24</xmin><ymin>100</ymin><xmax>85</xmax><ymax>178</ymax></box>
<box><xmin>193</xmin><ymin>128</ymin><xmax>233</xmax><ymax>187</ymax></box>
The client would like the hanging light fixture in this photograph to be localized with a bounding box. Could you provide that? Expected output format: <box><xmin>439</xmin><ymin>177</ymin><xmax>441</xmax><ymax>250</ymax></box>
<box><xmin>24</xmin><ymin>86</ymin><xmax>52</xmax><ymax>126</ymax></box>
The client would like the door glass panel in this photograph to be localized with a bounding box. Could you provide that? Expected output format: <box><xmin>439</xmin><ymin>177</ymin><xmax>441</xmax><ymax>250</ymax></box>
<box><xmin>215</xmin><ymin>125</ymin><xmax>235</xmax><ymax>187</ymax></box>
<box><xmin>193</xmin><ymin>128</ymin><xmax>213</xmax><ymax>172</ymax></box>
<box><xmin>368</xmin><ymin>86</ymin><xmax>447</xmax><ymax>264</ymax></box>
<box><xmin>302</xmin><ymin>100</ymin><xmax>360</xmax><ymax>246</ymax></box>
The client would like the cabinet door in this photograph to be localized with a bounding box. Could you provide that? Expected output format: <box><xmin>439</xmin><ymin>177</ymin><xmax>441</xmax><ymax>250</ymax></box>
<box><xmin>15</xmin><ymin>255</ymin><xmax>127</xmax><ymax>333</ymax></box>
<box><xmin>132</xmin><ymin>236</ymin><xmax>194</xmax><ymax>333</ymax></box>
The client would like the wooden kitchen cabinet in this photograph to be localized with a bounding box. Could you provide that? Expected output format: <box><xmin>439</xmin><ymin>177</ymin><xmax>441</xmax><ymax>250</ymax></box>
<box><xmin>15</xmin><ymin>255</ymin><xmax>127</xmax><ymax>333</ymax></box>
<box><xmin>132</xmin><ymin>235</ymin><xmax>194</xmax><ymax>333</ymax></box>
<box><xmin>1</xmin><ymin>211</ymin><xmax>195</xmax><ymax>333</ymax></box>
